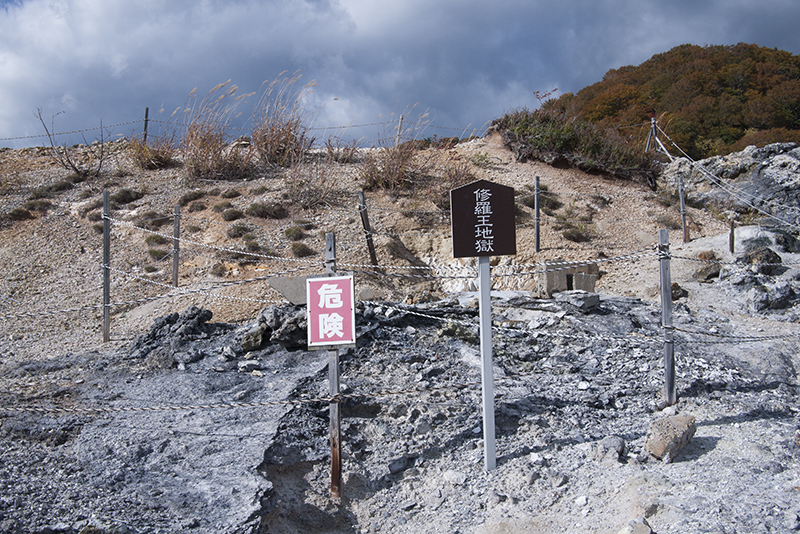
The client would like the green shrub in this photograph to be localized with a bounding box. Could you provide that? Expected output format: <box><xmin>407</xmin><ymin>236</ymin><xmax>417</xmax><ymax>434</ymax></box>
<box><xmin>656</xmin><ymin>214</ymin><xmax>682</xmax><ymax>230</ymax></box>
<box><xmin>210</xmin><ymin>263</ymin><xmax>227</xmax><ymax>276</ymax></box>
<box><xmin>8</xmin><ymin>208</ymin><xmax>34</xmax><ymax>221</ymax></box>
<box><xmin>92</xmin><ymin>223</ymin><xmax>104</xmax><ymax>234</ymax></box>
<box><xmin>29</xmin><ymin>179</ymin><xmax>74</xmax><ymax>200</ymax></box>
<box><xmin>284</xmin><ymin>226</ymin><xmax>305</xmax><ymax>241</ymax></box>
<box><xmin>110</xmin><ymin>188</ymin><xmax>144</xmax><ymax>205</ymax></box>
<box><xmin>493</xmin><ymin>106</ymin><xmax>659</xmax><ymax>187</ymax></box>
<box><xmin>188</xmin><ymin>201</ymin><xmax>206</xmax><ymax>213</ymax></box>
<box><xmin>246</xmin><ymin>202</ymin><xmax>288</xmax><ymax>219</ymax></box>
<box><xmin>23</xmin><ymin>199</ymin><xmax>53</xmax><ymax>214</ymax></box>
<box><xmin>87</xmin><ymin>211</ymin><xmax>102</xmax><ymax>222</ymax></box>
<box><xmin>144</xmin><ymin>265</ymin><xmax>158</xmax><ymax>273</ymax></box>
<box><xmin>146</xmin><ymin>234</ymin><xmax>170</xmax><ymax>246</ymax></box>
<box><xmin>186</xmin><ymin>224</ymin><xmax>202</xmax><ymax>233</ymax></box>
<box><xmin>221</xmin><ymin>208</ymin><xmax>244</xmax><ymax>221</ymax></box>
<box><xmin>220</xmin><ymin>188</ymin><xmax>241</xmax><ymax>199</ymax></box>
<box><xmin>562</xmin><ymin>225</ymin><xmax>593</xmax><ymax>243</ymax></box>
<box><xmin>290</xmin><ymin>242</ymin><xmax>315</xmax><ymax>257</ymax></box>
<box><xmin>135</xmin><ymin>211</ymin><xmax>171</xmax><ymax>230</ymax></box>
<box><xmin>227</xmin><ymin>222</ymin><xmax>251</xmax><ymax>238</ymax></box>
<box><xmin>179</xmin><ymin>190</ymin><xmax>205</xmax><ymax>206</ymax></box>
<box><xmin>212</xmin><ymin>201</ymin><xmax>233</xmax><ymax>213</ymax></box>
<box><xmin>148</xmin><ymin>249</ymin><xmax>170</xmax><ymax>261</ymax></box>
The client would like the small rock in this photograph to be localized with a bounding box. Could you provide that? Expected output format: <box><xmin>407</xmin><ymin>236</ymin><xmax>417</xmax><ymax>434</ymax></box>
<box><xmin>671</xmin><ymin>282</ymin><xmax>688</xmax><ymax>300</ymax></box>
<box><xmin>388</xmin><ymin>457</ymin><xmax>408</xmax><ymax>475</ymax></box>
<box><xmin>241</xmin><ymin>323</ymin><xmax>268</xmax><ymax>352</ymax></box>
<box><xmin>575</xmin><ymin>495</ymin><xmax>588</xmax><ymax>507</ymax></box>
<box><xmin>596</xmin><ymin>435</ymin><xmax>626</xmax><ymax>462</ymax></box>
<box><xmin>548</xmin><ymin>470</ymin><xmax>568</xmax><ymax>488</ymax></box>
<box><xmin>644</xmin><ymin>414</ymin><xmax>697</xmax><ymax>463</ymax></box>
<box><xmin>221</xmin><ymin>346</ymin><xmax>237</xmax><ymax>360</ymax></box>
<box><xmin>616</xmin><ymin>517</ymin><xmax>653</xmax><ymax>534</ymax></box>
<box><xmin>554</xmin><ymin>290</ymin><xmax>600</xmax><ymax>312</ymax></box>
<box><xmin>737</xmin><ymin>246</ymin><xmax>783</xmax><ymax>275</ymax></box>
<box><xmin>238</xmin><ymin>360</ymin><xmax>261</xmax><ymax>373</ymax></box>
<box><xmin>442</xmin><ymin>470</ymin><xmax>467</xmax><ymax>486</ymax></box>
<box><xmin>694</xmin><ymin>251</ymin><xmax>721</xmax><ymax>281</ymax></box>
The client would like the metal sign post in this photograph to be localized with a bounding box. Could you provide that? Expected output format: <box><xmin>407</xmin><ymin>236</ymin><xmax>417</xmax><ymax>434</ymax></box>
<box><xmin>306</xmin><ymin>233</ymin><xmax>355</xmax><ymax>498</ymax></box>
<box><xmin>451</xmin><ymin>180</ymin><xmax>516</xmax><ymax>471</ymax></box>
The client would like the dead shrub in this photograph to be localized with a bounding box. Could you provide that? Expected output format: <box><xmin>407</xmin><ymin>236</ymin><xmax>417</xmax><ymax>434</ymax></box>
<box><xmin>283</xmin><ymin>161</ymin><xmax>338</xmax><ymax>209</ymax></box>
<box><xmin>325</xmin><ymin>137</ymin><xmax>359</xmax><ymax>163</ymax></box>
<box><xmin>128</xmin><ymin>135</ymin><xmax>177</xmax><ymax>170</ymax></box>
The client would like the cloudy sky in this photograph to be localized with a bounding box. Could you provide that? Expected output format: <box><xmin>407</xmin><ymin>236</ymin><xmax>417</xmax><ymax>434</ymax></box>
<box><xmin>1</xmin><ymin>0</ymin><xmax>800</xmax><ymax>148</ymax></box>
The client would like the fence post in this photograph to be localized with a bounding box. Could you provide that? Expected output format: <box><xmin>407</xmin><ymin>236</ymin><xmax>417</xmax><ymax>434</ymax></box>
<box><xmin>729</xmin><ymin>219</ymin><xmax>735</xmax><ymax>254</ymax></box>
<box><xmin>678</xmin><ymin>174</ymin><xmax>689</xmax><ymax>243</ymax></box>
<box><xmin>143</xmin><ymin>107</ymin><xmax>149</xmax><ymax>144</ymax></box>
<box><xmin>357</xmin><ymin>191</ymin><xmax>379</xmax><ymax>267</ymax></box>
<box><xmin>658</xmin><ymin>229</ymin><xmax>676</xmax><ymax>406</ymax></box>
<box><xmin>325</xmin><ymin>232</ymin><xmax>342</xmax><ymax>499</ymax></box>
<box><xmin>395</xmin><ymin>114</ymin><xmax>404</xmax><ymax>147</ymax></box>
<box><xmin>173</xmin><ymin>205</ymin><xmax>180</xmax><ymax>288</ymax></box>
<box><xmin>102</xmin><ymin>190</ymin><xmax>111</xmax><ymax>343</ymax></box>
<box><xmin>534</xmin><ymin>176</ymin><xmax>541</xmax><ymax>253</ymax></box>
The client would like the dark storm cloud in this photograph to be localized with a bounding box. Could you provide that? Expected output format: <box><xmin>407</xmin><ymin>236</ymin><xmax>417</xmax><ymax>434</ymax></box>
<box><xmin>1</xmin><ymin>0</ymin><xmax>799</xmax><ymax>147</ymax></box>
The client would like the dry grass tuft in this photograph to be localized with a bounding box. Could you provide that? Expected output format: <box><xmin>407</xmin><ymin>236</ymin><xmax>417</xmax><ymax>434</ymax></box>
<box><xmin>180</xmin><ymin>81</ymin><xmax>256</xmax><ymax>181</ymax></box>
<box><xmin>252</xmin><ymin>71</ymin><xmax>316</xmax><ymax>168</ymax></box>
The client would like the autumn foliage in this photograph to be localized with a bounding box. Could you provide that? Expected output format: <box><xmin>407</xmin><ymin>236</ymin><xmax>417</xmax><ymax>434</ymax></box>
<box><xmin>545</xmin><ymin>43</ymin><xmax>800</xmax><ymax>159</ymax></box>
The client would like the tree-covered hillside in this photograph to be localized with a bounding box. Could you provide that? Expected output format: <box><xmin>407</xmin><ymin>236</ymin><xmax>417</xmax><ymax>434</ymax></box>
<box><xmin>553</xmin><ymin>43</ymin><xmax>800</xmax><ymax>159</ymax></box>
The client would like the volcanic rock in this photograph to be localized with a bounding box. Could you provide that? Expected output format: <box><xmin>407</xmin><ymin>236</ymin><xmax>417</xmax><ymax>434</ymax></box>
<box><xmin>644</xmin><ymin>414</ymin><xmax>697</xmax><ymax>463</ymax></box>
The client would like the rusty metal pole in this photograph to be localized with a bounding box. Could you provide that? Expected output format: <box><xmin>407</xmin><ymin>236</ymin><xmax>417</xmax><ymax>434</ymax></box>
<box><xmin>143</xmin><ymin>107</ymin><xmax>149</xmax><ymax>144</ymax></box>
<box><xmin>357</xmin><ymin>191</ymin><xmax>379</xmax><ymax>267</ymax></box>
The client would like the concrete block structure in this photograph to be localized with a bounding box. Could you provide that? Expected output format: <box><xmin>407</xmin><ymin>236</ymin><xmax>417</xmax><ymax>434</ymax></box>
<box><xmin>536</xmin><ymin>259</ymin><xmax>598</xmax><ymax>297</ymax></box>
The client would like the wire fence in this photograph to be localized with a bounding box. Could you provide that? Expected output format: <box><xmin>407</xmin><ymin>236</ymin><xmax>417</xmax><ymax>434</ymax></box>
<box><xmin>2</xmin><ymin>122</ymin><xmax>800</xmax><ymax>422</ymax></box>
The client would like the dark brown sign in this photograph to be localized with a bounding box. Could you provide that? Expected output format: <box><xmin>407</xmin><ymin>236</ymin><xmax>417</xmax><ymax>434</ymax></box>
<box><xmin>450</xmin><ymin>179</ymin><xmax>516</xmax><ymax>258</ymax></box>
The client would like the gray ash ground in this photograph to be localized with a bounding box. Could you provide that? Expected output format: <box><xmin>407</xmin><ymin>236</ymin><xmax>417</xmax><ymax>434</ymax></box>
<box><xmin>1</xmin><ymin>287</ymin><xmax>799</xmax><ymax>534</ymax></box>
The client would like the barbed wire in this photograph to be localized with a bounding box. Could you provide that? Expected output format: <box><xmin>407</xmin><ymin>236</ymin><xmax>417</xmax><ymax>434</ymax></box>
<box><xmin>0</xmin><ymin>120</ymin><xmax>143</xmax><ymax>142</ymax></box>
<box><xmin>656</xmin><ymin>124</ymin><xmax>800</xmax><ymax>231</ymax></box>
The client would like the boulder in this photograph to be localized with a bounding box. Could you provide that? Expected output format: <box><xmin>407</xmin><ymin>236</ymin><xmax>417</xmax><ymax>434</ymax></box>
<box><xmin>644</xmin><ymin>414</ymin><xmax>696</xmax><ymax>463</ymax></box>
<box><xmin>737</xmin><ymin>247</ymin><xmax>783</xmax><ymax>275</ymax></box>
<box><xmin>694</xmin><ymin>251</ymin><xmax>721</xmax><ymax>281</ymax></box>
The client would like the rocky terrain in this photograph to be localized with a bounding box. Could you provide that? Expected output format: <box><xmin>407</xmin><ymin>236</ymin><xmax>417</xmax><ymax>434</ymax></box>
<box><xmin>0</xmin><ymin>138</ymin><xmax>799</xmax><ymax>534</ymax></box>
